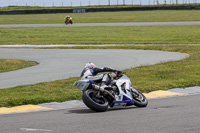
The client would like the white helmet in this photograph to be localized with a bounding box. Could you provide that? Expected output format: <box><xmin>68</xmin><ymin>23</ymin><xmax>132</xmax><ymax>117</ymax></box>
<box><xmin>85</xmin><ymin>62</ymin><xmax>96</xmax><ymax>69</ymax></box>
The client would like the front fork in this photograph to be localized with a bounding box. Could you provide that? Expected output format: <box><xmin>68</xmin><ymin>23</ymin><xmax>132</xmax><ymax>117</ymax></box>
<box><xmin>130</xmin><ymin>87</ymin><xmax>139</xmax><ymax>98</ymax></box>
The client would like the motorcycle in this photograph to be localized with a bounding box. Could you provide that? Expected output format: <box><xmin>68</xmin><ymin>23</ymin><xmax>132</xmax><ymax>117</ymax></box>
<box><xmin>65</xmin><ymin>17</ymin><xmax>73</xmax><ymax>25</ymax></box>
<box><xmin>73</xmin><ymin>72</ymin><xmax>148</xmax><ymax>112</ymax></box>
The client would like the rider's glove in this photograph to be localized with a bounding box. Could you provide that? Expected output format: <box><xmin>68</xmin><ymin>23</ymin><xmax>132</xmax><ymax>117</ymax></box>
<box><xmin>116</xmin><ymin>70</ymin><xmax>122</xmax><ymax>76</ymax></box>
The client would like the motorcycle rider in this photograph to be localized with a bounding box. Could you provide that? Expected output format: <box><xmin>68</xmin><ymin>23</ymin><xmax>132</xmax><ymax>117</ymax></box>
<box><xmin>65</xmin><ymin>16</ymin><xmax>72</xmax><ymax>24</ymax></box>
<box><xmin>65</xmin><ymin>16</ymin><xmax>71</xmax><ymax>20</ymax></box>
<box><xmin>80</xmin><ymin>62</ymin><xmax>122</xmax><ymax>87</ymax></box>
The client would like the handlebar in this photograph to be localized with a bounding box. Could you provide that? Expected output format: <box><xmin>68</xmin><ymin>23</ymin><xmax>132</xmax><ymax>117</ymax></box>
<box><xmin>113</xmin><ymin>71</ymin><xmax>125</xmax><ymax>79</ymax></box>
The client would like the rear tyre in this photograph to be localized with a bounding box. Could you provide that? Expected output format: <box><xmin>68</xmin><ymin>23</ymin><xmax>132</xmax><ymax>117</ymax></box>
<box><xmin>132</xmin><ymin>90</ymin><xmax>148</xmax><ymax>107</ymax></box>
<box><xmin>82</xmin><ymin>89</ymin><xmax>108</xmax><ymax>112</ymax></box>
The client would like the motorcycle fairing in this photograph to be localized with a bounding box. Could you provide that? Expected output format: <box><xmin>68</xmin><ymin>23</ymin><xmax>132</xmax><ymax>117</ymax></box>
<box><xmin>73</xmin><ymin>79</ymin><xmax>93</xmax><ymax>91</ymax></box>
<box><xmin>113</xmin><ymin>75</ymin><xmax>135</xmax><ymax>106</ymax></box>
<box><xmin>116</xmin><ymin>76</ymin><xmax>132</xmax><ymax>98</ymax></box>
<box><xmin>113</xmin><ymin>95</ymin><xmax>133</xmax><ymax>103</ymax></box>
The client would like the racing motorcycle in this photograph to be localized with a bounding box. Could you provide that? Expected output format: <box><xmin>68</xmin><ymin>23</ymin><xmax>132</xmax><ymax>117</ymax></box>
<box><xmin>73</xmin><ymin>72</ymin><xmax>148</xmax><ymax>112</ymax></box>
<box><xmin>65</xmin><ymin>17</ymin><xmax>73</xmax><ymax>25</ymax></box>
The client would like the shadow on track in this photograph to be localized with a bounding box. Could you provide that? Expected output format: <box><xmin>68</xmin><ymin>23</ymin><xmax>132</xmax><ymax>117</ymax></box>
<box><xmin>66</xmin><ymin>106</ymin><xmax>138</xmax><ymax>114</ymax></box>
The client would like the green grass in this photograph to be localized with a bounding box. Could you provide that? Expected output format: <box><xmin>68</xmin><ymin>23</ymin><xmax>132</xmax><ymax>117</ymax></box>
<box><xmin>0</xmin><ymin>10</ymin><xmax>200</xmax><ymax>24</ymax></box>
<box><xmin>0</xmin><ymin>25</ymin><xmax>200</xmax><ymax>45</ymax></box>
<box><xmin>0</xmin><ymin>77</ymin><xmax>81</xmax><ymax>107</ymax></box>
<box><xmin>0</xmin><ymin>45</ymin><xmax>200</xmax><ymax>107</ymax></box>
<box><xmin>0</xmin><ymin>59</ymin><xmax>37</xmax><ymax>73</ymax></box>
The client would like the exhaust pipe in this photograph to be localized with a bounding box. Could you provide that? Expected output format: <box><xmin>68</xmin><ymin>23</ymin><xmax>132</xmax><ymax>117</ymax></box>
<box><xmin>91</xmin><ymin>84</ymin><xmax>116</xmax><ymax>100</ymax></box>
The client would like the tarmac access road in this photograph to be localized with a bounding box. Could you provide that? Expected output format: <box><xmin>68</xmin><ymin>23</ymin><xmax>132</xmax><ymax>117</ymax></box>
<box><xmin>0</xmin><ymin>48</ymin><xmax>188</xmax><ymax>89</ymax></box>
<box><xmin>0</xmin><ymin>93</ymin><xmax>200</xmax><ymax>133</ymax></box>
<box><xmin>0</xmin><ymin>21</ymin><xmax>200</xmax><ymax>27</ymax></box>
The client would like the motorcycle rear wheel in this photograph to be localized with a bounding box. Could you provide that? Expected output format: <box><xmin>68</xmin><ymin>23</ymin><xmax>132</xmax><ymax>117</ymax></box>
<box><xmin>82</xmin><ymin>89</ymin><xmax>109</xmax><ymax>112</ymax></box>
<box><xmin>132</xmin><ymin>90</ymin><xmax>148</xmax><ymax>107</ymax></box>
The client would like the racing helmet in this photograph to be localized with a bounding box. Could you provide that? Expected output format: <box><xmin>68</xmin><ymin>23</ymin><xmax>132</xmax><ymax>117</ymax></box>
<box><xmin>85</xmin><ymin>62</ymin><xmax>96</xmax><ymax>69</ymax></box>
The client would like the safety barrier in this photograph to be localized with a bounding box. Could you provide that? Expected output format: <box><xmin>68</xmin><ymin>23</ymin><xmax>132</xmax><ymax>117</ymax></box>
<box><xmin>0</xmin><ymin>5</ymin><xmax>200</xmax><ymax>15</ymax></box>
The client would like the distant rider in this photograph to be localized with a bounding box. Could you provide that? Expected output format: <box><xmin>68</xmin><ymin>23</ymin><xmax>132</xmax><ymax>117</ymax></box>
<box><xmin>65</xmin><ymin>16</ymin><xmax>72</xmax><ymax>21</ymax></box>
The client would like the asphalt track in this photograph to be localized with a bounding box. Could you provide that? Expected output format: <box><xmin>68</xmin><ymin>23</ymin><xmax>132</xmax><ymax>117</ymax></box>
<box><xmin>1</xmin><ymin>93</ymin><xmax>200</xmax><ymax>133</ymax></box>
<box><xmin>0</xmin><ymin>48</ymin><xmax>188</xmax><ymax>89</ymax></box>
<box><xmin>0</xmin><ymin>21</ymin><xmax>200</xmax><ymax>27</ymax></box>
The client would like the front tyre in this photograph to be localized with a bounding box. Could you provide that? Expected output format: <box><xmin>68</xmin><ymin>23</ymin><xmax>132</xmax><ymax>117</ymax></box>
<box><xmin>82</xmin><ymin>89</ymin><xmax>108</xmax><ymax>112</ymax></box>
<box><xmin>132</xmin><ymin>90</ymin><xmax>148</xmax><ymax>107</ymax></box>
<box><xmin>65</xmin><ymin>21</ymin><xmax>68</xmax><ymax>25</ymax></box>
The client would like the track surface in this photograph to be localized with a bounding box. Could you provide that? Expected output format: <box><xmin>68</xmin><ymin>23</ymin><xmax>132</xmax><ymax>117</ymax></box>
<box><xmin>0</xmin><ymin>94</ymin><xmax>200</xmax><ymax>133</ymax></box>
<box><xmin>0</xmin><ymin>21</ymin><xmax>200</xmax><ymax>27</ymax></box>
<box><xmin>0</xmin><ymin>48</ymin><xmax>188</xmax><ymax>89</ymax></box>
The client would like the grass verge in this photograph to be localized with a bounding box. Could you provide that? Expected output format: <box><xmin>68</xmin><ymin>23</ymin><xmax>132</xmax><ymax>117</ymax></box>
<box><xmin>0</xmin><ymin>59</ymin><xmax>37</xmax><ymax>73</ymax></box>
<box><xmin>0</xmin><ymin>45</ymin><xmax>200</xmax><ymax>107</ymax></box>
<box><xmin>0</xmin><ymin>10</ymin><xmax>200</xmax><ymax>24</ymax></box>
<box><xmin>0</xmin><ymin>25</ymin><xmax>200</xmax><ymax>45</ymax></box>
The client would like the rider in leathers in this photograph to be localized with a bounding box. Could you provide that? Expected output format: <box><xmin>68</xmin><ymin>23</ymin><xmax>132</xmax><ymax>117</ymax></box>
<box><xmin>80</xmin><ymin>62</ymin><xmax>122</xmax><ymax>87</ymax></box>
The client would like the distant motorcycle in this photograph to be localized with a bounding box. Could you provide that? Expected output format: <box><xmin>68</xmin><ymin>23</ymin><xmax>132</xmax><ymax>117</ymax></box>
<box><xmin>65</xmin><ymin>16</ymin><xmax>73</xmax><ymax>25</ymax></box>
<box><xmin>73</xmin><ymin>72</ymin><xmax>148</xmax><ymax>112</ymax></box>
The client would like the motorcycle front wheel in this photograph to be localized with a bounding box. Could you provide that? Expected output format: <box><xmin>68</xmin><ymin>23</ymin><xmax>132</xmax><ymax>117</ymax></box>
<box><xmin>82</xmin><ymin>89</ymin><xmax>109</xmax><ymax>112</ymax></box>
<box><xmin>132</xmin><ymin>90</ymin><xmax>148</xmax><ymax>107</ymax></box>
